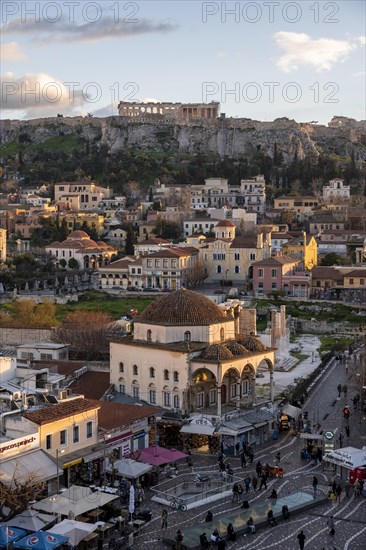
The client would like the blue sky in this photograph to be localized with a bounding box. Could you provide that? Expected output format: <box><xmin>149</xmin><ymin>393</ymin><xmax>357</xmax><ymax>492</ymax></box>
<box><xmin>1</xmin><ymin>0</ymin><xmax>365</xmax><ymax>123</ymax></box>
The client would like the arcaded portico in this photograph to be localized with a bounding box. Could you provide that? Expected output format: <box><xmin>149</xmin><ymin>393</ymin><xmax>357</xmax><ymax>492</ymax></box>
<box><xmin>109</xmin><ymin>289</ymin><xmax>275</xmax><ymax>416</ymax></box>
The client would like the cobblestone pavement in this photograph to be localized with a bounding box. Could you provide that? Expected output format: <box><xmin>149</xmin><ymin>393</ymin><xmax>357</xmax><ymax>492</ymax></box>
<box><xmin>116</xmin><ymin>356</ymin><xmax>366</xmax><ymax>550</ymax></box>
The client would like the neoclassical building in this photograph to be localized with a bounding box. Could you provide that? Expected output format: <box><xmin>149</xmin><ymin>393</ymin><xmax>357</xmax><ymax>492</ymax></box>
<box><xmin>46</xmin><ymin>230</ymin><xmax>117</xmax><ymax>270</ymax></box>
<box><xmin>109</xmin><ymin>289</ymin><xmax>275</xmax><ymax>416</ymax></box>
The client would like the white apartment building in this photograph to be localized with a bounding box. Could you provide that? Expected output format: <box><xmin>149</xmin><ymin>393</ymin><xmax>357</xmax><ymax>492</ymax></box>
<box><xmin>238</xmin><ymin>175</ymin><xmax>266</xmax><ymax>215</ymax></box>
<box><xmin>322</xmin><ymin>179</ymin><xmax>350</xmax><ymax>202</ymax></box>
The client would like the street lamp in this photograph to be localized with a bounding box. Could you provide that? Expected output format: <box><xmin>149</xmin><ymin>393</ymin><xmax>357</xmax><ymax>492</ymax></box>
<box><xmin>56</xmin><ymin>449</ymin><xmax>64</xmax><ymax>493</ymax></box>
<box><xmin>103</xmin><ymin>434</ymin><xmax>111</xmax><ymax>488</ymax></box>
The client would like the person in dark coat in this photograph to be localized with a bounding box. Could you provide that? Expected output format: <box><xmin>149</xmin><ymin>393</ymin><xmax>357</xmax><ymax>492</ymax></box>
<box><xmin>205</xmin><ymin>510</ymin><xmax>213</xmax><ymax>522</ymax></box>
<box><xmin>226</xmin><ymin>522</ymin><xmax>236</xmax><ymax>541</ymax></box>
<box><xmin>297</xmin><ymin>530</ymin><xmax>306</xmax><ymax>549</ymax></box>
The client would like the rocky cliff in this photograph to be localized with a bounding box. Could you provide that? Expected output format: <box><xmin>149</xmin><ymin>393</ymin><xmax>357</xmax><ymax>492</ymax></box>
<box><xmin>1</xmin><ymin>115</ymin><xmax>365</xmax><ymax>164</ymax></box>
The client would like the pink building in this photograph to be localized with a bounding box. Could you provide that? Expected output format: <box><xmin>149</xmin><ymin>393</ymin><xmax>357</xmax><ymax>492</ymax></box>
<box><xmin>252</xmin><ymin>255</ymin><xmax>310</xmax><ymax>297</ymax></box>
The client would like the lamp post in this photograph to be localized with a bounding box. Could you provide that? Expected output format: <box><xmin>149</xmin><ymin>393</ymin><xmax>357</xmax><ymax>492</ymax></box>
<box><xmin>56</xmin><ymin>449</ymin><xmax>64</xmax><ymax>493</ymax></box>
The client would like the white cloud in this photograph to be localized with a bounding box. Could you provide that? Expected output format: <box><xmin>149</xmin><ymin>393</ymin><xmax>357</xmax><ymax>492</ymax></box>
<box><xmin>1</xmin><ymin>72</ymin><xmax>86</xmax><ymax>118</ymax></box>
<box><xmin>274</xmin><ymin>32</ymin><xmax>362</xmax><ymax>72</ymax></box>
<box><xmin>1</xmin><ymin>42</ymin><xmax>27</xmax><ymax>61</ymax></box>
<box><xmin>216</xmin><ymin>52</ymin><xmax>225</xmax><ymax>59</ymax></box>
<box><xmin>352</xmin><ymin>71</ymin><xmax>366</xmax><ymax>77</ymax></box>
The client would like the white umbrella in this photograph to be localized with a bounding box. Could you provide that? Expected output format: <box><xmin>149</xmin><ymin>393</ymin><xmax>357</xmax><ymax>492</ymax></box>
<box><xmin>128</xmin><ymin>485</ymin><xmax>135</xmax><ymax>521</ymax></box>
<box><xmin>106</xmin><ymin>458</ymin><xmax>152</xmax><ymax>480</ymax></box>
<box><xmin>7</xmin><ymin>510</ymin><xmax>56</xmax><ymax>531</ymax></box>
<box><xmin>47</xmin><ymin>520</ymin><xmax>97</xmax><ymax>547</ymax></box>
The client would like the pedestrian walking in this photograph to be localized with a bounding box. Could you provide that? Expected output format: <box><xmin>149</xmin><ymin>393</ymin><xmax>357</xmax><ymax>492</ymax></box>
<box><xmin>235</xmin><ymin>442</ymin><xmax>240</xmax><ymax>456</ymax></box>
<box><xmin>297</xmin><ymin>530</ymin><xmax>306</xmax><ymax>550</ymax></box>
<box><xmin>161</xmin><ymin>509</ymin><xmax>168</xmax><ymax>529</ymax></box>
<box><xmin>259</xmin><ymin>473</ymin><xmax>267</xmax><ymax>490</ymax></box>
<box><xmin>256</xmin><ymin>460</ymin><xmax>262</xmax><ymax>477</ymax></box>
<box><xmin>248</xmin><ymin>448</ymin><xmax>254</xmax><ymax>464</ymax></box>
<box><xmin>335</xmin><ymin>484</ymin><xmax>342</xmax><ymax>503</ymax></box>
<box><xmin>331</xmin><ymin>479</ymin><xmax>337</xmax><ymax>494</ymax></box>
<box><xmin>275</xmin><ymin>451</ymin><xmax>281</xmax><ymax>463</ymax></box>
<box><xmin>338</xmin><ymin>433</ymin><xmax>343</xmax><ymax>447</ymax></box>
<box><xmin>337</xmin><ymin>383</ymin><xmax>342</xmax><ymax>398</ymax></box>
<box><xmin>345</xmin><ymin>481</ymin><xmax>351</xmax><ymax>498</ymax></box>
<box><xmin>244</xmin><ymin>475</ymin><xmax>251</xmax><ymax>493</ymax></box>
<box><xmin>342</xmin><ymin>384</ymin><xmax>348</xmax><ymax>398</ymax></box>
<box><xmin>188</xmin><ymin>457</ymin><xmax>194</xmax><ymax>472</ymax></box>
<box><xmin>252</xmin><ymin>475</ymin><xmax>258</xmax><ymax>491</ymax></box>
<box><xmin>327</xmin><ymin>515</ymin><xmax>335</xmax><ymax>536</ymax></box>
<box><xmin>345</xmin><ymin>425</ymin><xmax>350</xmax><ymax>438</ymax></box>
<box><xmin>232</xmin><ymin>482</ymin><xmax>240</xmax><ymax>502</ymax></box>
<box><xmin>312</xmin><ymin>476</ymin><xmax>318</xmax><ymax>497</ymax></box>
<box><xmin>241</xmin><ymin>451</ymin><xmax>247</xmax><ymax>468</ymax></box>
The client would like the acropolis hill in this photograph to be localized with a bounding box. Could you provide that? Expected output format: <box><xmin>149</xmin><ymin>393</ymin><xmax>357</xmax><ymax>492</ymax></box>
<box><xmin>1</xmin><ymin>113</ymin><xmax>365</xmax><ymax>164</ymax></box>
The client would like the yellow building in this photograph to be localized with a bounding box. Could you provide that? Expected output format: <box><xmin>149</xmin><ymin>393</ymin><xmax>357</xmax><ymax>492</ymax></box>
<box><xmin>282</xmin><ymin>232</ymin><xmax>318</xmax><ymax>270</ymax></box>
<box><xmin>4</xmin><ymin>396</ymin><xmax>100</xmax><ymax>486</ymax></box>
<box><xmin>58</xmin><ymin>212</ymin><xmax>105</xmax><ymax>236</ymax></box>
<box><xmin>274</xmin><ymin>196</ymin><xmax>319</xmax><ymax>221</ymax></box>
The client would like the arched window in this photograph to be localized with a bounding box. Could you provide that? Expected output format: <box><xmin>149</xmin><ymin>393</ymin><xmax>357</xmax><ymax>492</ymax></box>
<box><xmin>147</xmin><ymin>329</ymin><xmax>152</xmax><ymax>342</ymax></box>
<box><xmin>220</xmin><ymin>327</ymin><xmax>225</xmax><ymax>341</ymax></box>
<box><xmin>119</xmin><ymin>362</ymin><xmax>124</xmax><ymax>373</ymax></box>
<box><xmin>164</xmin><ymin>369</ymin><xmax>169</xmax><ymax>381</ymax></box>
<box><xmin>132</xmin><ymin>364</ymin><xmax>138</xmax><ymax>375</ymax></box>
<box><xmin>217</xmin><ymin>265</ymin><xmax>222</xmax><ymax>274</ymax></box>
<box><xmin>150</xmin><ymin>367</ymin><xmax>155</xmax><ymax>378</ymax></box>
<box><xmin>184</xmin><ymin>331</ymin><xmax>191</xmax><ymax>342</ymax></box>
<box><xmin>173</xmin><ymin>394</ymin><xmax>180</xmax><ymax>409</ymax></box>
<box><xmin>173</xmin><ymin>371</ymin><xmax>179</xmax><ymax>382</ymax></box>
<box><xmin>235</xmin><ymin>265</ymin><xmax>240</xmax><ymax>274</ymax></box>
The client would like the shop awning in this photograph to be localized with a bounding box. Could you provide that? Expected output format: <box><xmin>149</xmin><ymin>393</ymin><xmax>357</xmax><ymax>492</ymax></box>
<box><xmin>0</xmin><ymin>449</ymin><xmax>62</xmax><ymax>486</ymax></box>
<box><xmin>282</xmin><ymin>404</ymin><xmax>302</xmax><ymax>420</ymax></box>
<box><xmin>218</xmin><ymin>425</ymin><xmax>252</xmax><ymax>436</ymax></box>
<box><xmin>323</xmin><ymin>446</ymin><xmax>366</xmax><ymax>469</ymax></box>
<box><xmin>180</xmin><ymin>424</ymin><xmax>216</xmax><ymax>436</ymax></box>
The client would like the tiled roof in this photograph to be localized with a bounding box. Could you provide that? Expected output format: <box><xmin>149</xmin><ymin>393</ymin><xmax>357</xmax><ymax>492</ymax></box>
<box><xmin>69</xmin><ymin>372</ymin><xmax>111</xmax><ymax>400</ymax></box>
<box><xmin>344</xmin><ymin>269</ymin><xmax>366</xmax><ymax>278</ymax></box>
<box><xmin>311</xmin><ymin>267</ymin><xmax>344</xmax><ymax>281</ymax></box>
<box><xmin>95</xmin><ymin>401</ymin><xmax>162</xmax><ymax>431</ymax></box>
<box><xmin>136</xmin><ymin>288</ymin><xmax>231</xmax><ymax>326</ymax></box>
<box><xmin>23</xmin><ymin>398</ymin><xmax>100</xmax><ymax>425</ymax></box>
<box><xmin>230</xmin><ymin>237</ymin><xmax>257</xmax><ymax>248</ymax></box>
<box><xmin>145</xmin><ymin>247</ymin><xmax>198</xmax><ymax>259</ymax></box>
<box><xmin>253</xmin><ymin>256</ymin><xmax>299</xmax><ymax>266</ymax></box>
<box><xmin>216</xmin><ymin>220</ymin><xmax>235</xmax><ymax>227</ymax></box>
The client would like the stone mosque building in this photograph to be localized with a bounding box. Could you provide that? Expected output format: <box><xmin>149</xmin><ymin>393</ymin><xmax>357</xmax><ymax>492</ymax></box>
<box><xmin>110</xmin><ymin>289</ymin><xmax>275</xmax><ymax>419</ymax></box>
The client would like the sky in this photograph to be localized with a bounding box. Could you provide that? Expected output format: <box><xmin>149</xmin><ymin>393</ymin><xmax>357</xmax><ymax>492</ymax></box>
<box><xmin>1</xmin><ymin>0</ymin><xmax>365</xmax><ymax>123</ymax></box>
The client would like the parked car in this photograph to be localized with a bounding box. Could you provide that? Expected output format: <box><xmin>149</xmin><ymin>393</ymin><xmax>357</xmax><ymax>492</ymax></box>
<box><xmin>127</xmin><ymin>286</ymin><xmax>139</xmax><ymax>291</ymax></box>
<box><xmin>143</xmin><ymin>287</ymin><xmax>160</xmax><ymax>292</ymax></box>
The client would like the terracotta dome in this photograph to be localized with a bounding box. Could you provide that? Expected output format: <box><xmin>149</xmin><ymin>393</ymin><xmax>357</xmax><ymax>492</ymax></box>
<box><xmin>238</xmin><ymin>335</ymin><xmax>266</xmax><ymax>352</ymax></box>
<box><xmin>67</xmin><ymin>230</ymin><xmax>90</xmax><ymax>240</ymax></box>
<box><xmin>202</xmin><ymin>344</ymin><xmax>233</xmax><ymax>360</ymax></box>
<box><xmin>225</xmin><ymin>340</ymin><xmax>248</xmax><ymax>355</ymax></box>
<box><xmin>137</xmin><ymin>288</ymin><xmax>230</xmax><ymax>326</ymax></box>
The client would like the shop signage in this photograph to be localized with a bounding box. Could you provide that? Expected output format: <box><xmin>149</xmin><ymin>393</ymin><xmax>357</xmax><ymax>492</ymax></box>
<box><xmin>324</xmin><ymin>431</ymin><xmax>335</xmax><ymax>440</ymax></box>
<box><xmin>0</xmin><ymin>433</ymin><xmax>39</xmax><ymax>460</ymax></box>
<box><xmin>133</xmin><ymin>430</ymin><xmax>146</xmax><ymax>440</ymax></box>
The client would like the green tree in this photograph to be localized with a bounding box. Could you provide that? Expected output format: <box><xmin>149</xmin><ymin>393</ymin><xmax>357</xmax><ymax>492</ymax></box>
<box><xmin>125</xmin><ymin>226</ymin><xmax>136</xmax><ymax>256</ymax></box>
<box><xmin>68</xmin><ymin>258</ymin><xmax>79</xmax><ymax>270</ymax></box>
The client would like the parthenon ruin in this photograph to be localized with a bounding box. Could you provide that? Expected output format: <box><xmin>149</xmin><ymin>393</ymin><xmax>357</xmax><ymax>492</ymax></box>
<box><xmin>118</xmin><ymin>101</ymin><xmax>220</xmax><ymax>120</ymax></box>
